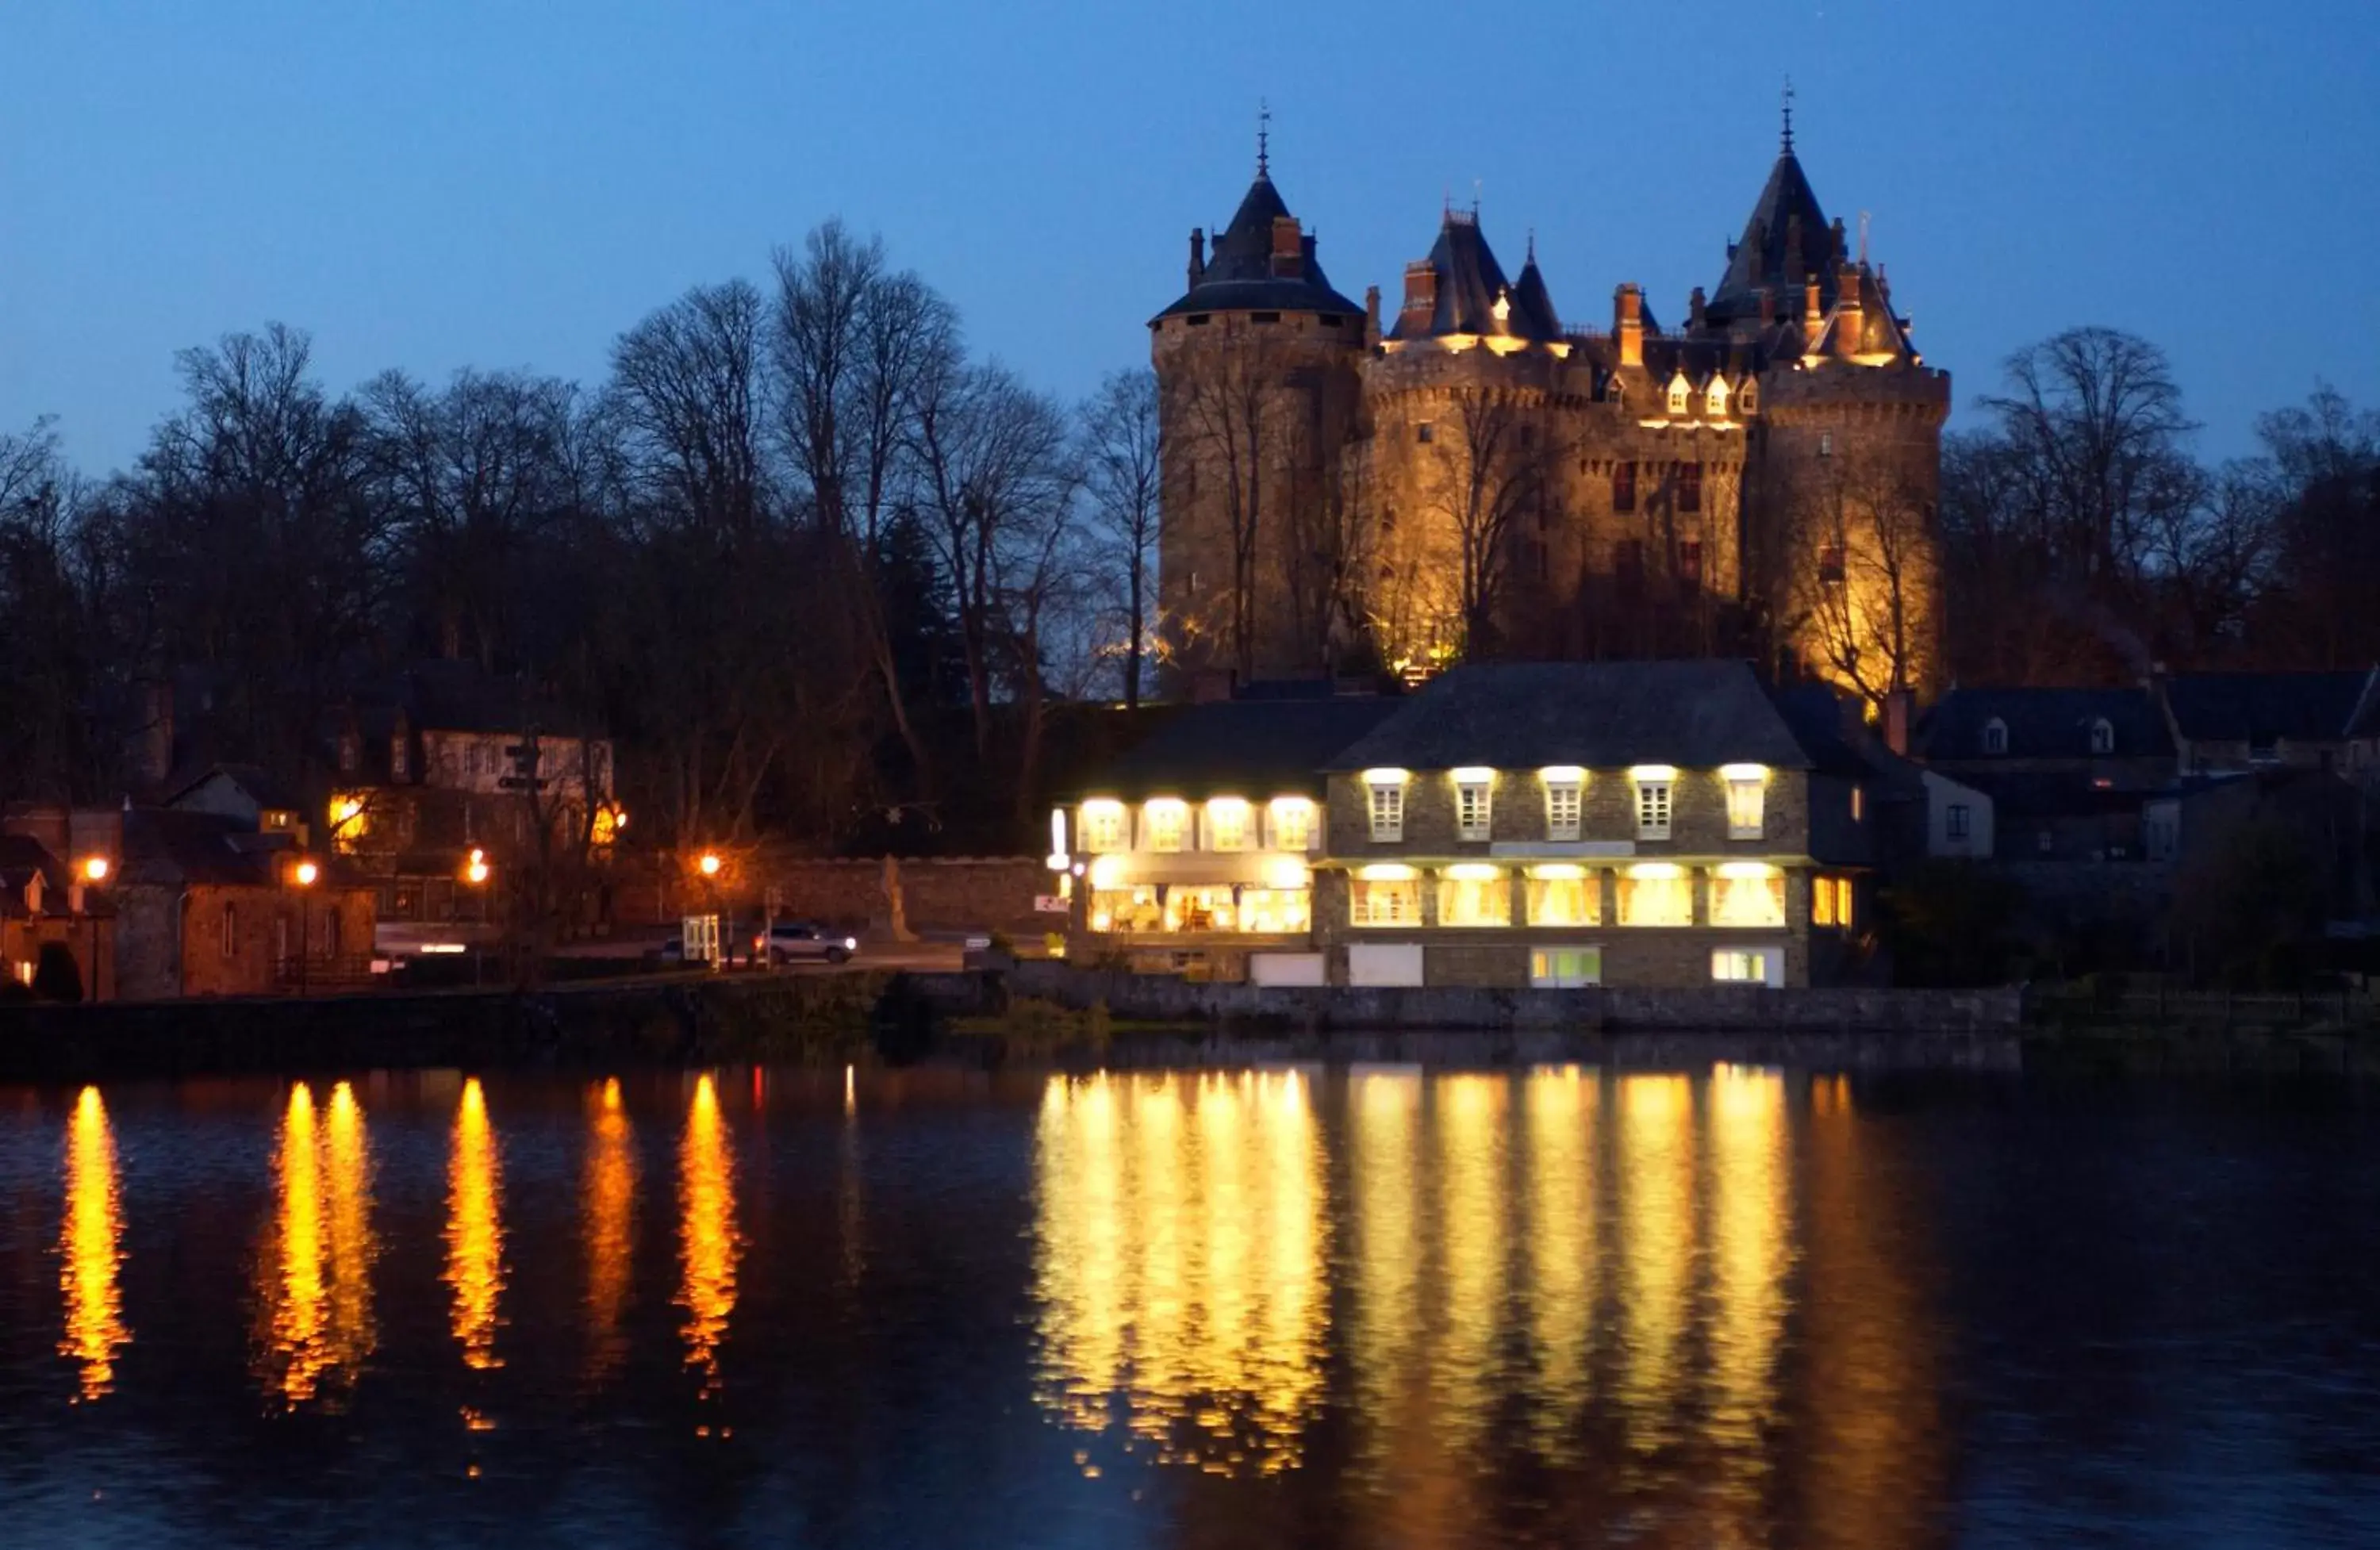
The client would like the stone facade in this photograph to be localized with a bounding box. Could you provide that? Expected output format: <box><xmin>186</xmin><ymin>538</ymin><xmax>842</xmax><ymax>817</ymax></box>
<box><xmin>1153</xmin><ymin>132</ymin><xmax>1948</xmax><ymax>703</ymax></box>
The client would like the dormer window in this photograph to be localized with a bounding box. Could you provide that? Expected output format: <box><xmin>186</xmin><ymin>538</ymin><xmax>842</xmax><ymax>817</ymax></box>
<box><xmin>1667</xmin><ymin>374</ymin><xmax>1690</xmax><ymax>416</ymax></box>
<box><xmin>1983</xmin><ymin>718</ymin><xmax>2009</xmax><ymax>756</ymax></box>
<box><xmin>1706</xmin><ymin>378</ymin><xmax>1729</xmax><ymax>417</ymax></box>
<box><xmin>2090</xmin><ymin>718</ymin><xmax>2115</xmax><ymax>755</ymax></box>
<box><xmin>1739</xmin><ymin>381</ymin><xmax>1757</xmax><ymax>412</ymax></box>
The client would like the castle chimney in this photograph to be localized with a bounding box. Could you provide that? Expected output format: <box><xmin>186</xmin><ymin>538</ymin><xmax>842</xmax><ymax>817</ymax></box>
<box><xmin>1802</xmin><ymin>278</ymin><xmax>1823</xmax><ymax>337</ymax></box>
<box><xmin>1883</xmin><ymin>689</ymin><xmax>1914</xmax><ymax>757</ymax></box>
<box><xmin>1758</xmin><ymin>287</ymin><xmax>1777</xmax><ymax>327</ymax></box>
<box><xmin>1365</xmin><ymin>284</ymin><xmax>1383</xmax><ymax>347</ymax></box>
<box><xmin>1688</xmin><ymin>286</ymin><xmax>1706</xmax><ymax>332</ymax></box>
<box><xmin>1614</xmin><ymin>282</ymin><xmax>1644</xmax><ymax>367</ymax></box>
<box><xmin>1269</xmin><ymin>216</ymin><xmax>1304</xmax><ymax>278</ymax></box>
<box><xmin>1833</xmin><ymin>261</ymin><xmax>1864</xmax><ymax>359</ymax></box>
<box><xmin>1403</xmin><ymin>262</ymin><xmax>1439</xmax><ymax>328</ymax></box>
<box><xmin>1187</xmin><ymin>228</ymin><xmax>1206</xmax><ymax>290</ymax></box>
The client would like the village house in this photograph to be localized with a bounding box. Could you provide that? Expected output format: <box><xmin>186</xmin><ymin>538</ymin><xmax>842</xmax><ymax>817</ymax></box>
<box><xmin>2160</xmin><ymin>669</ymin><xmax>2380</xmax><ymax>777</ymax></box>
<box><xmin>1310</xmin><ymin>661</ymin><xmax>1880</xmax><ymax>989</ymax></box>
<box><xmin>0</xmin><ymin>830</ymin><xmax>115</xmax><ymax>1000</ymax></box>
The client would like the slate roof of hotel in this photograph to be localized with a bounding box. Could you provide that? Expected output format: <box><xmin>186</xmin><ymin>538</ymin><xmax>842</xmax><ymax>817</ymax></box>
<box><xmin>1323</xmin><ymin>661</ymin><xmax>1812</xmax><ymax>773</ymax></box>
<box><xmin>1081</xmin><ymin>691</ymin><xmax>1403</xmax><ymax>801</ymax></box>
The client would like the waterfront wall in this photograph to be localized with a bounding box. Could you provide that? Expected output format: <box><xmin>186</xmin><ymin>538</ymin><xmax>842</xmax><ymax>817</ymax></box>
<box><xmin>1004</xmin><ymin>960</ymin><xmax>2024</xmax><ymax>1036</ymax></box>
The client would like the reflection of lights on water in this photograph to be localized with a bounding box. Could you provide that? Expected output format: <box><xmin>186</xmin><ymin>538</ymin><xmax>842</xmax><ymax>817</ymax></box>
<box><xmin>678</xmin><ymin>1073</ymin><xmax>739</xmax><ymax>1392</ymax></box>
<box><xmin>584</xmin><ymin>1077</ymin><xmax>636</xmax><ymax>1382</ymax></box>
<box><xmin>1030</xmin><ymin>1070</ymin><xmax>1328</xmax><ymax>1476</ymax></box>
<box><xmin>1618</xmin><ymin>1074</ymin><xmax>1693</xmax><ymax>1446</ymax></box>
<box><xmin>1525</xmin><ymin>1067</ymin><xmax>1595</xmax><ymax>1459</ymax></box>
<box><xmin>255</xmin><ymin>1080</ymin><xmax>377</xmax><ymax>1409</ymax></box>
<box><xmin>60</xmin><ymin>1086</ymin><xmax>130</xmax><ymax>1401</ymax></box>
<box><xmin>445</xmin><ymin>1077</ymin><xmax>505</xmax><ymax>1372</ymax></box>
<box><xmin>1711</xmin><ymin>1065</ymin><xmax>1790</xmax><ymax>1448</ymax></box>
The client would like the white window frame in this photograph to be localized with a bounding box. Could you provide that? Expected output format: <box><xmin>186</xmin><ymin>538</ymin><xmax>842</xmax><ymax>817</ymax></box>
<box><xmin>1204</xmin><ymin>798</ymin><xmax>1252</xmax><ymax>853</ymax></box>
<box><xmin>1365</xmin><ymin>777</ymin><xmax>1406</xmax><ymax>843</ymax></box>
<box><xmin>1667</xmin><ymin>377</ymin><xmax>1690</xmax><ymax>415</ymax></box>
<box><xmin>1542</xmin><ymin>768</ymin><xmax>1583</xmax><ymax>841</ymax></box>
<box><xmin>1530</xmin><ymin>946</ymin><xmax>1603</xmax><ymax>989</ymax></box>
<box><xmin>1631</xmin><ymin>772</ymin><xmax>1674</xmax><ymax>841</ymax></box>
<box><xmin>1453</xmin><ymin>776</ymin><xmax>1493</xmax><ymax>842</ymax></box>
<box><xmin>2090</xmin><ymin>718</ymin><xmax>2115</xmax><ymax>755</ymax></box>
<box><xmin>1144</xmin><ymin>800</ymin><xmax>1188</xmax><ymax>854</ymax></box>
<box><xmin>1080</xmin><ymin>801</ymin><xmax>1127</xmax><ymax>854</ymax></box>
<box><xmin>1266</xmin><ymin>797</ymin><xmax>1316</xmax><ymax>854</ymax></box>
<box><xmin>1350</xmin><ymin>871</ymin><xmax>1421</xmax><ymax>927</ymax></box>
<box><xmin>1946</xmin><ymin>804</ymin><xmax>1971</xmax><ymax>841</ymax></box>
<box><xmin>1983</xmin><ymin>718</ymin><xmax>2009</xmax><ymax>756</ymax></box>
<box><xmin>1722</xmin><ymin>765</ymin><xmax>1766</xmax><ymax>839</ymax></box>
<box><xmin>1710</xmin><ymin>946</ymin><xmax>1784</xmax><ymax>987</ymax></box>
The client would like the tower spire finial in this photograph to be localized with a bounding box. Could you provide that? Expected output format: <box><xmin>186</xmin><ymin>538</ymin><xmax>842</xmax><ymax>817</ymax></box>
<box><xmin>1781</xmin><ymin>76</ymin><xmax>1796</xmax><ymax>152</ymax></box>
<box><xmin>1257</xmin><ymin>98</ymin><xmax>1270</xmax><ymax>177</ymax></box>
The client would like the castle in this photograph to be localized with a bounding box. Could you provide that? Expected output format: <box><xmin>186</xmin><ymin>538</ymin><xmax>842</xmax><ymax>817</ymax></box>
<box><xmin>1149</xmin><ymin>109</ymin><xmax>1950</xmax><ymax>708</ymax></box>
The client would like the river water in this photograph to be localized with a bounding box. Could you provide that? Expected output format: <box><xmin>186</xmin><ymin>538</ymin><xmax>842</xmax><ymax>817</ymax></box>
<box><xmin>2</xmin><ymin>1065</ymin><xmax>2375</xmax><ymax>1548</ymax></box>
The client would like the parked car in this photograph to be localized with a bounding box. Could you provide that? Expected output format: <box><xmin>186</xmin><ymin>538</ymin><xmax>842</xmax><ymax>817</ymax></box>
<box><xmin>756</xmin><ymin>922</ymin><xmax>858</xmax><ymax>965</ymax></box>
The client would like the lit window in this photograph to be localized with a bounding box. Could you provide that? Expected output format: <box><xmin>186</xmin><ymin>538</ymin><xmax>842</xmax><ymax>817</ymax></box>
<box><xmin>1205</xmin><ymin>798</ymin><xmax>1251</xmax><ymax>852</ymax></box>
<box><xmin>1541</xmin><ymin>768</ymin><xmax>1583</xmax><ymax>840</ymax></box>
<box><xmin>1526</xmin><ymin>865</ymin><xmax>1599</xmax><ymax>926</ymax></box>
<box><xmin>1667</xmin><ymin>376</ymin><xmax>1689</xmax><ymax>415</ymax></box>
<box><xmin>1617</xmin><ymin>864</ymin><xmax>1692</xmax><ymax>927</ymax></box>
<box><xmin>1351</xmin><ymin>870</ymin><xmax>1421</xmax><ymax>927</ymax></box>
<box><xmin>1707</xmin><ymin>378</ymin><xmax>1729</xmax><ymax>417</ymax></box>
<box><xmin>1711</xmin><ymin>948</ymin><xmax>1777</xmax><ymax>985</ymax></box>
<box><xmin>1364</xmin><ymin>772</ymin><xmax>1407</xmax><ymax>842</ymax></box>
<box><xmin>2090</xmin><ymin>718</ymin><xmax>2115</xmax><ymax>755</ymax></box>
<box><xmin>1267</xmin><ymin>797</ymin><xmax>1316</xmax><ymax>853</ymax></box>
<box><xmin>1080</xmin><ymin>800</ymin><xmax>1127</xmax><ymax>853</ymax></box>
<box><xmin>328</xmin><ymin>793</ymin><xmax>370</xmax><ymax>855</ymax></box>
<box><xmin>1818</xmin><ymin>432</ymin><xmax>1834</xmax><ymax>458</ymax></box>
<box><xmin>1530</xmin><ymin>947</ymin><xmax>1602</xmax><ymax>988</ymax></box>
<box><xmin>1235</xmin><ymin>888</ymin><xmax>1311</xmax><ymax>934</ymax></box>
<box><xmin>1983</xmin><ymin>719</ymin><xmax>2008</xmax><ymax>756</ymax></box>
<box><xmin>1145</xmin><ymin>799</ymin><xmax>1188</xmax><ymax>854</ymax></box>
<box><xmin>1710</xmin><ymin>864</ymin><xmax>1787</xmax><ymax>927</ymax></box>
<box><xmin>1813</xmin><ymin>875</ymin><xmax>1856</xmax><ymax>930</ymax></box>
<box><xmin>1946</xmin><ymin>804</ymin><xmax>1971</xmax><ymax>841</ymax></box>
<box><xmin>1436</xmin><ymin>865</ymin><xmax>1510</xmax><ymax>927</ymax></box>
<box><xmin>1089</xmin><ymin>885</ymin><xmax>1161</xmax><ymax>934</ymax></box>
<box><xmin>1630</xmin><ymin>768</ymin><xmax>1675</xmax><ymax>840</ymax></box>
<box><xmin>1452</xmin><ymin>769</ymin><xmax>1494</xmax><ymax>842</ymax></box>
<box><xmin>221</xmin><ymin>902</ymin><xmax>238</xmax><ymax>958</ymax></box>
<box><xmin>1850</xmin><ymin>785</ymin><xmax>1865</xmax><ymax>823</ymax></box>
<box><xmin>1164</xmin><ymin>885</ymin><xmax>1239</xmax><ymax>931</ymax></box>
<box><xmin>1721</xmin><ymin>763</ymin><xmax>1766</xmax><ymax>838</ymax></box>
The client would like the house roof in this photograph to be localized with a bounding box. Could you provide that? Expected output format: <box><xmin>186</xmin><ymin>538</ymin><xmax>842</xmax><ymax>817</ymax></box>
<box><xmin>164</xmin><ymin>762</ymin><xmax>305</xmax><ymax>814</ymax></box>
<box><xmin>121</xmin><ymin>808</ymin><xmax>285</xmax><ymax>888</ymax></box>
<box><xmin>1917</xmin><ymin>687</ymin><xmax>2174</xmax><ymax>761</ymax></box>
<box><xmin>2164</xmin><ymin>669</ymin><xmax>2376</xmax><ymax>746</ymax></box>
<box><xmin>1325</xmin><ymin>661</ymin><xmax>1812</xmax><ymax>773</ymax></box>
<box><xmin>0</xmin><ymin>834</ymin><xmax>71</xmax><ymax>896</ymax></box>
<box><xmin>1770</xmin><ymin>682</ymin><xmax>1923</xmax><ymax>788</ymax></box>
<box><xmin>1152</xmin><ymin>172</ymin><xmax>1364</xmax><ymax>321</ymax></box>
<box><xmin>1078</xmin><ymin>693</ymin><xmax>1403</xmax><ymax>802</ymax></box>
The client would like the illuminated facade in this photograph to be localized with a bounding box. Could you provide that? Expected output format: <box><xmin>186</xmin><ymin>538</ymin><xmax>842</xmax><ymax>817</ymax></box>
<box><xmin>1152</xmin><ymin>115</ymin><xmax>1948</xmax><ymax>700</ymax></box>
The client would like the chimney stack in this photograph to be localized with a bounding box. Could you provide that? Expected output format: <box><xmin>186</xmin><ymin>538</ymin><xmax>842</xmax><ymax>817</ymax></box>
<box><xmin>1802</xmin><ymin>278</ymin><xmax>1823</xmax><ymax>338</ymax></box>
<box><xmin>1402</xmin><ymin>262</ymin><xmax>1439</xmax><ymax>328</ymax></box>
<box><xmin>1269</xmin><ymin>216</ymin><xmax>1303</xmax><ymax>278</ymax></box>
<box><xmin>1365</xmin><ymin>284</ymin><xmax>1382</xmax><ymax>347</ymax></box>
<box><xmin>1884</xmin><ymin>689</ymin><xmax>1914</xmax><ymax>757</ymax></box>
<box><xmin>1833</xmin><ymin>261</ymin><xmax>1864</xmax><ymax>359</ymax></box>
<box><xmin>1614</xmin><ymin>283</ymin><xmax>1644</xmax><ymax>367</ymax></box>
<box><xmin>1688</xmin><ymin>286</ymin><xmax>1706</xmax><ymax>332</ymax></box>
<box><xmin>1186</xmin><ymin>228</ymin><xmax>1206</xmax><ymax>290</ymax></box>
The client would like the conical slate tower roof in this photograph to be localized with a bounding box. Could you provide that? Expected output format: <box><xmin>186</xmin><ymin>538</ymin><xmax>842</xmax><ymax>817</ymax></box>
<box><xmin>1706</xmin><ymin>147</ymin><xmax>1841</xmax><ymax>328</ymax></box>
<box><xmin>1154</xmin><ymin>171</ymin><xmax>1363</xmax><ymax>320</ymax></box>
<box><xmin>1388</xmin><ymin>213</ymin><xmax>1562</xmax><ymax>343</ymax></box>
<box><xmin>1510</xmin><ymin>242</ymin><xmax>1562</xmax><ymax>340</ymax></box>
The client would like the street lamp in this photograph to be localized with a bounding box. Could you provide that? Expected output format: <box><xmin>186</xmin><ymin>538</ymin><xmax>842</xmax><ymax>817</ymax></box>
<box><xmin>698</xmin><ymin>852</ymin><xmax>722</xmax><ymax>878</ymax></box>
<box><xmin>463</xmin><ymin>849</ymin><xmax>491</xmax><ymax>988</ymax></box>
<box><xmin>696</xmin><ymin>852</ymin><xmax>724</xmax><ymax>968</ymax></box>
<box><xmin>79</xmin><ymin>857</ymin><xmax>108</xmax><ymax>1001</ymax></box>
<box><xmin>293</xmin><ymin>858</ymin><xmax>319</xmax><ymax>996</ymax></box>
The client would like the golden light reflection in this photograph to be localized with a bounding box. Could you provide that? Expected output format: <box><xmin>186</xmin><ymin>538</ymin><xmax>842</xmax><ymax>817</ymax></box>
<box><xmin>1349</xmin><ymin>1069</ymin><xmax>1422</xmax><ymax>1479</ymax></box>
<box><xmin>1709</xmin><ymin>1065</ymin><xmax>1791</xmax><ymax>1473</ymax></box>
<box><xmin>256</xmin><ymin>1081</ymin><xmax>378</xmax><ymax>1408</ymax></box>
<box><xmin>584</xmin><ymin>1077</ymin><xmax>636</xmax><ymax>1382</ymax></box>
<box><xmin>1524</xmin><ymin>1067</ymin><xmax>1596</xmax><ymax>1458</ymax></box>
<box><xmin>444</xmin><ymin>1077</ymin><xmax>505</xmax><ymax>1371</ymax></box>
<box><xmin>1435</xmin><ymin>1074</ymin><xmax>1509</xmax><ymax>1453</ymax></box>
<box><xmin>678</xmin><ymin>1073</ymin><xmax>739</xmax><ymax>1392</ymax></box>
<box><xmin>1031</xmin><ymin>1069</ymin><xmax>1329</xmax><ymax>1475</ymax></box>
<box><xmin>1617</xmin><ymin>1074</ymin><xmax>1693</xmax><ymax>1450</ymax></box>
<box><xmin>60</xmin><ymin>1086</ymin><xmax>129</xmax><ymax>1401</ymax></box>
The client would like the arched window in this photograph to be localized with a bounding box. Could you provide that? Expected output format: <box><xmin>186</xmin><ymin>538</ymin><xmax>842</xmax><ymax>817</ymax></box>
<box><xmin>2090</xmin><ymin>717</ymin><xmax>2115</xmax><ymax>754</ymax></box>
<box><xmin>1983</xmin><ymin>718</ymin><xmax>2009</xmax><ymax>756</ymax></box>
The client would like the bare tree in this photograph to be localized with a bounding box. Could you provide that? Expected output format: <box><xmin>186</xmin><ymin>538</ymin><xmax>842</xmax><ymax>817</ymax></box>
<box><xmin>1165</xmin><ymin>328</ymin><xmax>1312</xmax><ymax>684</ymax></box>
<box><xmin>906</xmin><ymin>358</ymin><xmax>1077</xmax><ymax>756</ymax></box>
<box><xmin>1787</xmin><ymin>444</ymin><xmax>1935</xmax><ymax>714</ymax></box>
<box><xmin>1423</xmin><ymin>388</ymin><xmax>1549</xmax><ymax>657</ymax></box>
<box><xmin>610</xmin><ymin>282</ymin><xmax>767</xmax><ymax>539</ymax></box>
<box><xmin>1079</xmin><ymin>368</ymin><xmax>1161</xmax><ymax>707</ymax></box>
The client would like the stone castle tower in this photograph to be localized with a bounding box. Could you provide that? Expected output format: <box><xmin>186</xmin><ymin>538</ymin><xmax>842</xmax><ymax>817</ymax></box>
<box><xmin>1149</xmin><ymin>112</ymin><xmax>1950</xmax><ymax>706</ymax></box>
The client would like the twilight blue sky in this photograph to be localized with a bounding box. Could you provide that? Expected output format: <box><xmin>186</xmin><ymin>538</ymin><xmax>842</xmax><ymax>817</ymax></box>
<box><xmin>5</xmin><ymin>0</ymin><xmax>2376</xmax><ymax>473</ymax></box>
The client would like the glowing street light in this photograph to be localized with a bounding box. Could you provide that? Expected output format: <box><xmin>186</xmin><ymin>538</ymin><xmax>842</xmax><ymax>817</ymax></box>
<box><xmin>698</xmin><ymin>852</ymin><xmax>722</xmax><ymax>878</ymax></box>
<box><xmin>81</xmin><ymin>856</ymin><xmax>109</xmax><ymax>884</ymax></box>
<box><xmin>294</xmin><ymin>859</ymin><xmax>320</xmax><ymax>888</ymax></box>
<box><xmin>464</xmin><ymin>848</ymin><xmax>490</xmax><ymax>886</ymax></box>
<box><xmin>292</xmin><ymin>858</ymin><xmax>320</xmax><ymax>996</ymax></box>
